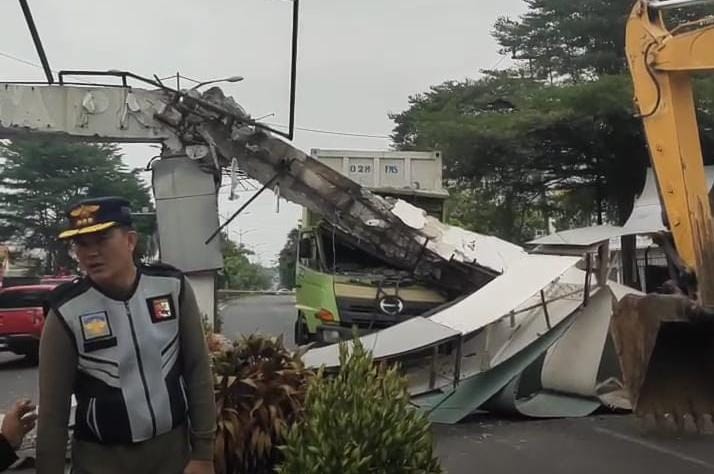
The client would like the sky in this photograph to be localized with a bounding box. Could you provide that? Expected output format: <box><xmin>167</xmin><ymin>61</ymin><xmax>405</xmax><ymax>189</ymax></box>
<box><xmin>0</xmin><ymin>0</ymin><xmax>526</xmax><ymax>265</ymax></box>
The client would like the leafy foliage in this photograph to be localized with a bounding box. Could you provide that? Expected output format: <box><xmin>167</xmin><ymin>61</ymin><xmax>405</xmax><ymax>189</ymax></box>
<box><xmin>0</xmin><ymin>138</ymin><xmax>153</xmax><ymax>272</ymax></box>
<box><xmin>278</xmin><ymin>228</ymin><xmax>298</xmax><ymax>290</ymax></box>
<box><xmin>392</xmin><ymin>10</ymin><xmax>714</xmax><ymax>242</ymax></box>
<box><xmin>391</xmin><ymin>73</ymin><xmax>655</xmax><ymax>241</ymax></box>
<box><xmin>219</xmin><ymin>235</ymin><xmax>272</xmax><ymax>290</ymax></box>
<box><xmin>211</xmin><ymin>334</ymin><xmax>314</xmax><ymax>474</ymax></box>
<box><xmin>493</xmin><ymin>0</ymin><xmax>629</xmax><ymax>81</ymax></box>
<box><xmin>278</xmin><ymin>339</ymin><xmax>442</xmax><ymax>474</ymax></box>
<box><xmin>492</xmin><ymin>0</ymin><xmax>714</xmax><ymax>82</ymax></box>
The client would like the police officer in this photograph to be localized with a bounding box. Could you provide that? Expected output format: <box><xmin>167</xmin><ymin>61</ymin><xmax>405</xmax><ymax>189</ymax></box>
<box><xmin>37</xmin><ymin>197</ymin><xmax>216</xmax><ymax>474</ymax></box>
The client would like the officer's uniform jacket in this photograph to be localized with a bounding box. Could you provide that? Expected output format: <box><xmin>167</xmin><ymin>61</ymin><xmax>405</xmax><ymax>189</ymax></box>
<box><xmin>48</xmin><ymin>265</ymin><xmax>188</xmax><ymax>444</ymax></box>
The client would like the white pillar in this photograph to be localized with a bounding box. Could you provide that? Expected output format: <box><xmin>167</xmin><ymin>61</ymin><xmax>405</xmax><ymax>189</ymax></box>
<box><xmin>152</xmin><ymin>156</ymin><xmax>223</xmax><ymax>328</ymax></box>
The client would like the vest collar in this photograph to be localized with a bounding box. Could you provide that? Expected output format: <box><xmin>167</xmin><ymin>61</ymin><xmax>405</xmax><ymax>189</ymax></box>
<box><xmin>88</xmin><ymin>266</ymin><xmax>142</xmax><ymax>301</ymax></box>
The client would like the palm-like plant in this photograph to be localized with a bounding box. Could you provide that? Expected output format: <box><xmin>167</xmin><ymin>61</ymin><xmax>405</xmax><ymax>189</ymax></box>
<box><xmin>211</xmin><ymin>334</ymin><xmax>313</xmax><ymax>474</ymax></box>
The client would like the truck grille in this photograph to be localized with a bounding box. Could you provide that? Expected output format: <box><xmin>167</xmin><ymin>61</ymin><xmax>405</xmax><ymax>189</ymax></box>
<box><xmin>336</xmin><ymin>297</ymin><xmax>442</xmax><ymax>329</ymax></box>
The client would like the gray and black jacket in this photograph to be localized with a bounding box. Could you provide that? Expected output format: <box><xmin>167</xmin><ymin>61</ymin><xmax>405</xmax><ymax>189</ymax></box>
<box><xmin>50</xmin><ymin>265</ymin><xmax>187</xmax><ymax>443</ymax></box>
<box><xmin>36</xmin><ymin>264</ymin><xmax>215</xmax><ymax>474</ymax></box>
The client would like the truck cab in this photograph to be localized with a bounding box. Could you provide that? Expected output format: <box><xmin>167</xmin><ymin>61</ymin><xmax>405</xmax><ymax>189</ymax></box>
<box><xmin>294</xmin><ymin>149</ymin><xmax>450</xmax><ymax>345</ymax></box>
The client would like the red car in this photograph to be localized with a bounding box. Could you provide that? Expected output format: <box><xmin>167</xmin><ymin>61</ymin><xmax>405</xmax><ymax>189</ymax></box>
<box><xmin>0</xmin><ymin>284</ymin><xmax>57</xmax><ymax>363</ymax></box>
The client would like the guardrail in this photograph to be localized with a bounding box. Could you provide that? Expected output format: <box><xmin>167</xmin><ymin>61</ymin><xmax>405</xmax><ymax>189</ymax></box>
<box><xmin>218</xmin><ymin>289</ymin><xmax>295</xmax><ymax>297</ymax></box>
<box><xmin>648</xmin><ymin>0</ymin><xmax>714</xmax><ymax>9</ymax></box>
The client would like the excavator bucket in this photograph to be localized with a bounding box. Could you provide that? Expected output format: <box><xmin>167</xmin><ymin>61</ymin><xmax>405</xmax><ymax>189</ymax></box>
<box><xmin>611</xmin><ymin>293</ymin><xmax>714</xmax><ymax>434</ymax></box>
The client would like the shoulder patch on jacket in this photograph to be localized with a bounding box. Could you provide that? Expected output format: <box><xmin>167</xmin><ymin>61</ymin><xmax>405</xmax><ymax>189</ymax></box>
<box><xmin>141</xmin><ymin>262</ymin><xmax>183</xmax><ymax>278</ymax></box>
<box><xmin>45</xmin><ymin>277</ymin><xmax>89</xmax><ymax>313</ymax></box>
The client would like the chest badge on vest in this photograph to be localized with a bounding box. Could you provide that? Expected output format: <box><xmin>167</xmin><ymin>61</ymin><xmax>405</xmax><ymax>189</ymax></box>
<box><xmin>79</xmin><ymin>311</ymin><xmax>117</xmax><ymax>352</ymax></box>
<box><xmin>80</xmin><ymin>311</ymin><xmax>112</xmax><ymax>340</ymax></box>
<box><xmin>147</xmin><ymin>295</ymin><xmax>177</xmax><ymax>323</ymax></box>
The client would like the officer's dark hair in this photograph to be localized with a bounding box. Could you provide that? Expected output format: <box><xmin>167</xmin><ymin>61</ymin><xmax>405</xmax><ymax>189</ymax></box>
<box><xmin>117</xmin><ymin>224</ymin><xmax>137</xmax><ymax>233</ymax></box>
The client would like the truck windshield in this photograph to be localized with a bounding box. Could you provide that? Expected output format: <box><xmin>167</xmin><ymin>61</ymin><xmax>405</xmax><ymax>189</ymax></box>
<box><xmin>320</xmin><ymin>230</ymin><xmax>393</xmax><ymax>272</ymax></box>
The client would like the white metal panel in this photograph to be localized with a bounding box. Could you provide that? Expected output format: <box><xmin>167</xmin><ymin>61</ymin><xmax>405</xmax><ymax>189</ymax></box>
<box><xmin>489</xmin><ymin>287</ymin><xmax>585</xmax><ymax>366</ymax></box>
<box><xmin>303</xmin><ymin>316</ymin><xmax>459</xmax><ymax>368</ymax></box>
<box><xmin>540</xmin><ymin>288</ymin><xmax>613</xmax><ymax>396</ymax></box>
<box><xmin>622</xmin><ymin>166</ymin><xmax>714</xmax><ymax>235</ymax></box>
<box><xmin>430</xmin><ymin>254</ymin><xmax>580</xmax><ymax>335</ymax></box>
<box><xmin>621</xmin><ymin>169</ymin><xmax>667</xmax><ymax>235</ymax></box>
<box><xmin>528</xmin><ymin>225</ymin><xmax>624</xmax><ymax>247</ymax></box>
<box><xmin>391</xmin><ymin>205</ymin><xmax>527</xmax><ymax>273</ymax></box>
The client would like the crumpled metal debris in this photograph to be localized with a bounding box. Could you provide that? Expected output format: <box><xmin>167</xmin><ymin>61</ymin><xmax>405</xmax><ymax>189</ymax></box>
<box><xmin>158</xmin><ymin>87</ymin><xmax>507</xmax><ymax>294</ymax></box>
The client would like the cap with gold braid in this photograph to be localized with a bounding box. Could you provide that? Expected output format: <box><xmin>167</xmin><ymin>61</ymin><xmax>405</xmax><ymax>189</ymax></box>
<box><xmin>59</xmin><ymin>196</ymin><xmax>133</xmax><ymax>240</ymax></box>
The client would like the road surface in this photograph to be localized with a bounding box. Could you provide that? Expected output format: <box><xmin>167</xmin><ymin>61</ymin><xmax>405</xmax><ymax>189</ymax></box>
<box><xmin>2</xmin><ymin>294</ymin><xmax>714</xmax><ymax>473</ymax></box>
<box><xmin>218</xmin><ymin>294</ymin><xmax>296</xmax><ymax>349</ymax></box>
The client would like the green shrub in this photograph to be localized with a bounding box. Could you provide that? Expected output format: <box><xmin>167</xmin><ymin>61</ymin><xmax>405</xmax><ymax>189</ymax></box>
<box><xmin>278</xmin><ymin>338</ymin><xmax>442</xmax><ymax>474</ymax></box>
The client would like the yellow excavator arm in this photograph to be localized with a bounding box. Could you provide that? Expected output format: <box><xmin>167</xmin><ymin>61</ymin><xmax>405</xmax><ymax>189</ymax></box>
<box><xmin>626</xmin><ymin>0</ymin><xmax>714</xmax><ymax>296</ymax></box>
<box><xmin>610</xmin><ymin>0</ymin><xmax>714</xmax><ymax>433</ymax></box>
<box><xmin>626</xmin><ymin>0</ymin><xmax>714</xmax><ymax>288</ymax></box>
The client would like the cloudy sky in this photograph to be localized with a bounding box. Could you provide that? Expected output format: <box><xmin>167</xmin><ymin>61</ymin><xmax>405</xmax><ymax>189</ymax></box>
<box><xmin>0</xmin><ymin>0</ymin><xmax>525</xmax><ymax>264</ymax></box>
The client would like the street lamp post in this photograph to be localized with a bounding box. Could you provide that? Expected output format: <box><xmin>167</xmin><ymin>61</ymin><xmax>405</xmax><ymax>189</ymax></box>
<box><xmin>237</xmin><ymin>229</ymin><xmax>256</xmax><ymax>246</ymax></box>
<box><xmin>190</xmin><ymin>76</ymin><xmax>244</xmax><ymax>90</ymax></box>
<box><xmin>157</xmin><ymin>73</ymin><xmax>244</xmax><ymax>91</ymax></box>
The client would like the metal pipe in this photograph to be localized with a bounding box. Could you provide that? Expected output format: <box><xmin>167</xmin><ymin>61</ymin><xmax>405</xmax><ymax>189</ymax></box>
<box><xmin>649</xmin><ymin>0</ymin><xmax>714</xmax><ymax>9</ymax></box>
<box><xmin>584</xmin><ymin>253</ymin><xmax>593</xmax><ymax>306</ymax></box>
<box><xmin>18</xmin><ymin>0</ymin><xmax>54</xmax><ymax>84</ymax></box>
<box><xmin>540</xmin><ymin>290</ymin><xmax>552</xmax><ymax>330</ymax></box>
<box><xmin>287</xmin><ymin>0</ymin><xmax>300</xmax><ymax>140</ymax></box>
<box><xmin>503</xmin><ymin>288</ymin><xmax>584</xmax><ymax>319</ymax></box>
<box><xmin>429</xmin><ymin>346</ymin><xmax>438</xmax><ymax>390</ymax></box>
<box><xmin>644</xmin><ymin>245</ymin><xmax>652</xmax><ymax>293</ymax></box>
<box><xmin>204</xmin><ymin>171</ymin><xmax>283</xmax><ymax>244</ymax></box>
<box><xmin>453</xmin><ymin>336</ymin><xmax>463</xmax><ymax>388</ymax></box>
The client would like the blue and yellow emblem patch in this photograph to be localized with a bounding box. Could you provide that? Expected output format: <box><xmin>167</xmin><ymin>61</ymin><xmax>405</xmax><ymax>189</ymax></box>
<box><xmin>80</xmin><ymin>311</ymin><xmax>112</xmax><ymax>341</ymax></box>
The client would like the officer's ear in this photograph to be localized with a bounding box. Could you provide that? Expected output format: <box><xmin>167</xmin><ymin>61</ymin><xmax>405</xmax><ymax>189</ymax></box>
<box><xmin>122</xmin><ymin>227</ymin><xmax>139</xmax><ymax>252</ymax></box>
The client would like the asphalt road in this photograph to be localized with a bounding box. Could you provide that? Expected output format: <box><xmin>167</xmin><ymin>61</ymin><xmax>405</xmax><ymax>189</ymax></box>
<box><xmin>2</xmin><ymin>295</ymin><xmax>714</xmax><ymax>473</ymax></box>
<box><xmin>0</xmin><ymin>354</ymin><xmax>38</xmax><ymax>411</ymax></box>
<box><xmin>434</xmin><ymin>414</ymin><xmax>714</xmax><ymax>474</ymax></box>
<box><xmin>218</xmin><ymin>294</ymin><xmax>296</xmax><ymax>349</ymax></box>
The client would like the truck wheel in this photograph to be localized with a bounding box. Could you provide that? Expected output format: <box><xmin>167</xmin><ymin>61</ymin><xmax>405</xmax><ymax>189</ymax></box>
<box><xmin>294</xmin><ymin>313</ymin><xmax>310</xmax><ymax>346</ymax></box>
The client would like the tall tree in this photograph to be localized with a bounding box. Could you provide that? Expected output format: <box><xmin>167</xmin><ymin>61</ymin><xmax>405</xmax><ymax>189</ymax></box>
<box><xmin>219</xmin><ymin>234</ymin><xmax>272</xmax><ymax>290</ymax></box>
<box><xmin>278</xmin><ymin>228</ymin><xmax>298</xmax><ymax>290</ymax></box>
<box><xmin>493</xmin><ymin>0</ymin><xmax>629</xmax><ymax>81</ymax></box>
<box><xmin>0</xmin><ymin>138</ymin><xmax>153</xmax><ymax>273</ymax></box>
<box><xmin>391</xmin><ymin>74</ymin><xmax>650</xmax><ymax>241</ymax></box>
<box><xmin>493</xmin><ymin>0</ymin><xmax>714</xmax><ymax>82</ymax></box>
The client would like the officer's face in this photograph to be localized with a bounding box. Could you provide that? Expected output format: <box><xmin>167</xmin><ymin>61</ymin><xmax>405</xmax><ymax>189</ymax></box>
<box><xmin>71</xmin><ymin>227</ymin><xmax>138</xmax><ymax>287</ymax></box>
